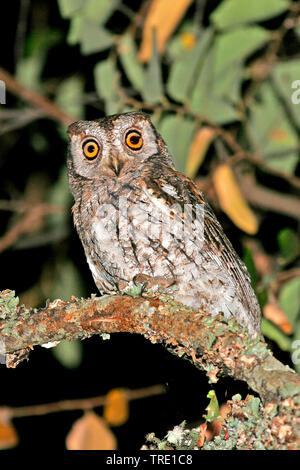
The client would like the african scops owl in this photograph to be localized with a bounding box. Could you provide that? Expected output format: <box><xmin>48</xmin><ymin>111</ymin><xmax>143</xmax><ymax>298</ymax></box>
<box><xmin>67</xmin><ymin>112</ymin><xmax>261</xmax><ymax>335</ymax></box>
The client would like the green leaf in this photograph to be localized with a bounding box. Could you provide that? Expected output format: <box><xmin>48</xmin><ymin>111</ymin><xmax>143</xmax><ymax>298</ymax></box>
<box><xmin>190</xmin><ymin>26</ymin><xmax>269</xmax><ymax>124</ymax></box>
<box><xmin>55</xmin><ymin>75</ymin><xmax>84</xmax><ymax>120</ymax></box>
<box><xmin>119</xmin><ymin>34</ymin><xmax>145</xmax><ymax>93</ymax></box>
<box><xmin>67</xmin><ymin>15</ymin><xmax>83</xmax><ymax>45</ymax></box>
<box><xmin>142</xmin><ymin>32</ymin><xmax>163</xmax><ymax>104</ymax></box>
<box><xmin>80</xmin><ymin>22</ymin><xmax>114</xmax><ymax>55</ymax></box>
<box><xmin>50</xmin><ymin>260</ymin><xmax>86</xmax><ymax>300</ymax></box>
<box><xmin>94</xmin><ymin>58</ymin><xmax>118</xmax><ymax>101</ymax></box>
<box><xmin>158</xmin><ymin>114</ymin><xmax>196</xmax><ymax>172</ymax></box>
<box><xmin>16</xmin><ymin>30</ymin><xmax>61</xmax><ymax>90</ymax></box>
<box><xmin>272</xmin><ymin>60</ymin><xmax>300</xmax><ymax>129</ymax></box>
<box><xmin>214</xmin><ymin>26</ymin><xmax>270</xmax><ymax>68</ymax></box>
<box><xmin>211</xmin><ymin>0</ymin><xmax>289</xmax><ymax>30</ymax></box>
<box><xmin>94</xmin><ymin>58</ymin><xmax>120</xmax><ymax>114</ymax></box>
<box><xmin>82</xmin><ymin>0</ymin><xmax>115</xmax><ymax>24</ymax></box>
<box><xmin>261</xmin><ymin>318</ymin><xmax>291</xmax><ymax>351</ymax></box>
<box><xmin>279</xmin><ymin>277</ymin><xmax>300</xmax><ymax>327</ymax></box>
<box><xmin>277</xmin><ymin>228</ymin><xmax>299</xmax><ymax>264</ymax></box>
<box><xmin>203</xmin><ymin>390</ymin><xmax>221</xmax><ymax>423</ymax></box>
<box><xmin>167</xmin><ymin>28</ymin><xmax>213</xmax><ymax>102</ymax></box>
<box><xmin>247</xmin><ymin>82</ymin><xmax>299</xmax><ymax>174</ymax></box>
<box><xmin>52</xmin><ymin>340</ymin><xmax>83</xmax><ymax>369</ymax></box>
<box><xmin>57</xmin><ymin>0</ymin><xmax>85</xmax><ymax>18</ymax></box>
<box><xmin>189</xmin><ymin>52</ymin><xmax>241</xmax><ymax>123</ymax></box>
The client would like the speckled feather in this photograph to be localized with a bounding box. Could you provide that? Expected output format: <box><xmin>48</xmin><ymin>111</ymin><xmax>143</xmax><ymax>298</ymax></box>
<box><xmin>67</xmin><ymin>112</ymin><xmax>261</xmax><ymax>334</ymax></box>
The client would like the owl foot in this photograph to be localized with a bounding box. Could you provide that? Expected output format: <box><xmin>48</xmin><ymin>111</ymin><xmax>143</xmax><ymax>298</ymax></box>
<box><xmin>133</xmin><ymin>274</ymin><xmax>176</xmax><ymax>294</ymax></box>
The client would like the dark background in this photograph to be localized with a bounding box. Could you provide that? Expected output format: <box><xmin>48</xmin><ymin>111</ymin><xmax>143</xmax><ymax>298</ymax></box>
<box><xmin>0</xmin><ymin>0</ymin><xmax>298</xmax><ymax>450</ymax></box>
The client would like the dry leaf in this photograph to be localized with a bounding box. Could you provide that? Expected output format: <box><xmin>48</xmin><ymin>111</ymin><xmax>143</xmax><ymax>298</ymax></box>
<box><xmin>263</xmin><ymin>302</ymin><xmax>293</xmax><ymax>334</ymax></box>
<box><xmin>213</xmin><ymin>164</ymin><xmax>259</xmax><ymax>234</ymax></box>
<box><xmin>0</xmin><ymin>420</ymin><xmax>18</xmax><ymax>449</ymax></box>
<box><xmin>197</xmin><ymin>422</ymin><xmax>207</xmax><ymax>447</ymax></box>
<box><xmin>66</xmin><ymin>411</ymin><xmax>117</xmax><ymax>450</ymax></box>
<box><xmin>103</xmin><ymin>388</ymin><xmax>129</xmax><ymax>427</ymax></box>
<box><xmin>185</xmin><ymin>127</ymin><xmax>216</xmax><ymax>178</ymax></box>
<box><xmin>139</xmin><ymin>0</ymin><xmax>193</xmax><ymax>62</ymax></box>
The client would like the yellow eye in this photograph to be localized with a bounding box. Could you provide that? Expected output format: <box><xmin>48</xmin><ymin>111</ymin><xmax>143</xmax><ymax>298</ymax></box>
<box><xmin>82</xmin><ymin>139</ymin><xmax>100</xmax><ymax>160</ymax></box>
<box><xmin>125</xmin><ymin>130</ymin><xmax>143</xmax><ymax>151</ymax></box>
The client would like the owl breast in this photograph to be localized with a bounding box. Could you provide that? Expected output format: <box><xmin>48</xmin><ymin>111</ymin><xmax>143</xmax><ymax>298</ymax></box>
<box><xmin>73</xmin><ymin>168</ymin><xmax>260</xmax><ymax>335</ymax></box>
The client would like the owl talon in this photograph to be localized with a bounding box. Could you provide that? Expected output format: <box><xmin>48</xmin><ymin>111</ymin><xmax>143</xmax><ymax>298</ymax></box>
<box><xmin>133</xmin><ymin>274</ymin><xmax>176</xmax><ymax>293</ymax></box>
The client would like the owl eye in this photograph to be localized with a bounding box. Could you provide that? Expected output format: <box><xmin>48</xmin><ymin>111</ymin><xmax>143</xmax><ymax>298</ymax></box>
<box><xmin>82</xmin><ymin>139</ymin><xmax>100</xmax><ymax>160</ymax></box>
<box><xmin>125</xmin><ymin>130</ymin><xmax>143</xmax><ymax>151</ymax></box>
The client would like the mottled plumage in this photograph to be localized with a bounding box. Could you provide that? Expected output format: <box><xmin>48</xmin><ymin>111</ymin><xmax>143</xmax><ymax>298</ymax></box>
<box><xmin>67</xmin><ymin>112</ymin><xmax>261</xmax><ymax>335</ymax></box>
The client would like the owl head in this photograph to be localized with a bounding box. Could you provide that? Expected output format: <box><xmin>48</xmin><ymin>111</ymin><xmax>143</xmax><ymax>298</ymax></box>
<box><xmin>67</xmin><ymin>112</ymin><xmax>174</xmax><ymax>183</ymax></box>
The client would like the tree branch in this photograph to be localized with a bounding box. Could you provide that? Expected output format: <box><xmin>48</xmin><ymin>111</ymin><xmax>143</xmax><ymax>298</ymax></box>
<box><xmin>1</xmin><ymin>290</ymin><xmax>299</xmax><ymax>446</ymax></box>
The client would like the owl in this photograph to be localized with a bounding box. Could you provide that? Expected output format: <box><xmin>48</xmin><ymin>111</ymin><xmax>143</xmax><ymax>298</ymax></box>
<box><xmin>67</xmin><ymin>112</ymin><xmax>261</xmax><ymax>335</ymax></box>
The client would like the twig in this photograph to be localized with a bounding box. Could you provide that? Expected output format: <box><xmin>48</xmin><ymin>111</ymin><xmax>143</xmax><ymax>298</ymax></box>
<box><xmin>0</xmin><ymin>203</ymin><xmax>65</xmax><ymax>253</ymax></box>
<box><xmin>0</xmin><ymin>67</ymin><xmax>76</xmax><ymax>126</ymax></box>
<box><xmin>0</xmin><ymin>384</ymin><xmax>165</xmax><ymax>420</ymax></box>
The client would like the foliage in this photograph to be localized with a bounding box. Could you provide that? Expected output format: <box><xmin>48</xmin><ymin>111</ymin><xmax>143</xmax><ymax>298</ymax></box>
<box><xmin>1</xmin><ymin>0</ymin><xmax>300</xmax><ymax>450</ymax></box>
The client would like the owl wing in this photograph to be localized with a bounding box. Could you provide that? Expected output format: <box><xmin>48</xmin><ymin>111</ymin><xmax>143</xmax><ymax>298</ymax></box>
<box><xmin>141</xmin><ymin>163</ymin><xmax>261</xmax><ymax>332</ymax></box>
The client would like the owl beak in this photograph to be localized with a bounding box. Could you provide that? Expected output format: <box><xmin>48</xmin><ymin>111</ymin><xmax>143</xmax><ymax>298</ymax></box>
<box><xmin>109</xmin><ymin>155</ymin><xmax>123</xmax><ymax>176</ymax></box>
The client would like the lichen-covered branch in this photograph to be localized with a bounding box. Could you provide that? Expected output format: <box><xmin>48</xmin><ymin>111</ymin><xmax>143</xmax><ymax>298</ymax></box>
<box><xmin>0</xmin><ymin>289</ymin><xmax>300</xmax><ymax>446</ymax></box>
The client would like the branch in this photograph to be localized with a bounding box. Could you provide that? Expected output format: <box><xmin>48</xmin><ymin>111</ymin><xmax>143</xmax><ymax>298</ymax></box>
<box><xmin>0</xmin><ymin>67</ymin><xmax>75</xmax><ymax>126</ymax></box>
<box><xmin>1</xmin><ymin>290</ymin><xmax>299</xmax><ymax>447</ymax></box>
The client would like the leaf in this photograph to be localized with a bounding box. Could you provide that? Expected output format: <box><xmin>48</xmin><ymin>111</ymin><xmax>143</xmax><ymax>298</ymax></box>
<box><xmin>66</xmin><ymin>411</ymin><xmax>117</xmax><ymax>450</ymax></box>
<box><xmin>213</xmin><ymin>164</ymin><xmax>259</xmax><ymax>234</ymax></box>
<box><xmin>55</xmin><ymin>75</ymin><xmax>84</xmax><ymax>121</ymax></box>
<box><xmin>16</xmin><ymin>30</ymin><xmax>61</xmax><ymax>90</ymax></box>
<box><xmin>167</xmin><ymin>20</ymin><xmax>197</xmax><ymax>60</ymax></box>
<box><xmin>247</xmin><ymin>82</ymin><xmax>299</xmax><ymax>174</ymax></box>
<box><xmin>159</xmin><ymin>114</ymin><xmax>196</xmax><ymax>172</ymax></box>
<box><xmin>203</xmin><ymin>390</ymin><xmax>221</xmax><ymax>423</ymax></box>
<box><xmin>279</xmin><ymin>277</ymin><xmax>300</xmax><ymax>327</ymax></box>
<box><xmin>214</xmin><ymin>26</ymin><xmax>270</xmax><ymax>69</ymax></box>
<box><xmin>0</xmin><ymin>421</ymin><xmax>18</xmax><ymax>450</ymax></box>
<box><xmin>261</xmin><ymin>318</ymin><xmax>291</xmax><ymax>351</ymax></box>
<box><xmin>277</xmin><ymin>228</ymin><xmax>299</xmax><ymax>265</ymax></box>
<box><xmin>263</xmin><ymin>302</ymin><xmax>293</xmax><ymax>334</ymax></box>
<box><xmin>82</xmin><ymin>0</ymin><xmax>114</xmax><ymax>24</ymax></box>
<box><xmin>118</xmin><ymin>34</ymin><xmax>145</xmax><ymax>93</ymax></box>
<box><xmin>167</xmin><ymin>28</ymin><xmax>213</xmax><ymax>102</ymax></box>
<box><xmin>142</xmin><ymin>31</ymin><xmax>163</xmax><ymax>104</ymax></box>
<box><xmin>103</xmin><ymin>389</ymin><xmax>129</xmax><ymax>427</ymax></box>
<box><xmin>185</xmin><ymin>127</ymin><xmax>216</xmax><ymax>178</ymax></box>
<box><xmin>50</xmin><ymin>260</ymin><xmax>86</xmax><ymax>301</ymax></box>
<box><xmin>57</xmin><ymin>0</ymin><xmax>85</xmax><ymax>19</ymax></box>
<box><xmin>52</xmin><ymin>339</ymin><xmax>83</xmax><ymax>369</ymax></box>
<box><xmin>67</xmin><ymin>15</ymin><xmax>83</xmax><ymax>45</ymax></box>
<box><xmin>211</xmin><ymin>0</ymin><xmax>289</xmax><ymax>30</ymax></box>
<box><xmin>272</xmin><ymin>60</ymin><xmax>300</xmax><ymax>129</ymax></box>
<box><xmin>80</xmin><ymin>22</ymin><xmax>114</xmax><ymax>55</ymax></box>
<box><xmin>139</xmin><ymin>0</ymin><xmax>193</xmax><ymax>62</ymax></box>
<box><xmin>190</xmin><ymin>26</ymin><xmax>269</xmax><ymax>124</ymax></box>
<box><xmin>94</xmin><ymin>58</ymin><xmax>120</xmax><ymax>114</ymax></box>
